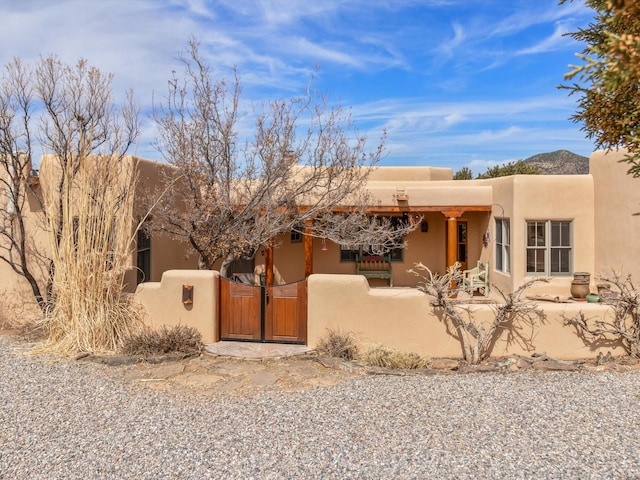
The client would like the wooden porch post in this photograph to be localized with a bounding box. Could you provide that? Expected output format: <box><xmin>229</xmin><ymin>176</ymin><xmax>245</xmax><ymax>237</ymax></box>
<box><xmin>442</xmin><ymin>209</ymin><xmax>463</xmax><ymax>268</ymax></box>
<box><xmin>304</xmin><ymin>222</ymin><xmax>313</xmax><ymax>278</ymax></box>
<box><xmin>265</xmin><ymin>241</ymin><xmax>274</xmax><ymax>286</ymax></box>
<box><xmin>447</xmin><ymin>217</ymin><xmax>457</xmax><ymax>267</ymax></box>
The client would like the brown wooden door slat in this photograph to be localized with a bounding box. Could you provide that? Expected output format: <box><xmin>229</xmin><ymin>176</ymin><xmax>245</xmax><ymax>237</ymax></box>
<box><xmin>219</xmin><ymin>277</ymin><xmax>261</xmax><ymax>340</ymax></box>
<box><xmin>264</xmin><ymin>280</ymin><xmax>307</xmax><ymax>343</ymax></box>
<box><xmin>220</xmin><ymin>277</ymin><xmax>307</xmax><ymax>344</ymax></box>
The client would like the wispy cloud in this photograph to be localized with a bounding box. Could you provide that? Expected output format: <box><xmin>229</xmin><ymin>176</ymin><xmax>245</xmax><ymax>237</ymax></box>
<box><xmin>0</xmin><ymin>0</ymin><xmax>597</xmax><ymax>172</ymax></box>
<box><xmin>516</xmin><ymin>23</ymin><xmax>572</xmax><ymax>56</ymax></box>
<box><xmin>438</xmin><ymin>23</ymin><xmax>467</xmax><ymax>59</ymax></box>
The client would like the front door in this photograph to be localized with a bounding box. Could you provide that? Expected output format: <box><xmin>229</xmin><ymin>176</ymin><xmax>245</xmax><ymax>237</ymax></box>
<box><xmin>445</xmin><ymin>220</ymin><xmax>468</xmax><ymax>270</ymax></box>
<box><xmin>457</xmin><ymin>221</ymin><xmax>468</xmax><ymax>270</ymax></box>
<box><xmin>219</xmin><ymin>277</ymin><xmax>307</xmax><ymax>343</ymax></box>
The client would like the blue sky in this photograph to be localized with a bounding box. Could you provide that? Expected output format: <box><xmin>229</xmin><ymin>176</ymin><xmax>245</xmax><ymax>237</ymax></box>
<box><xmin>0</xmin><ymin>0</ymin><xmax>595</xmax><ymax>173</ymax></box>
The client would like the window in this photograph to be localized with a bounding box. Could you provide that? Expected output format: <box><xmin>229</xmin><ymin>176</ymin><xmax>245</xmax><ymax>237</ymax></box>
<box><xmin>495</xmin><ymin>219</ymin><xmax>510</xmax><ymax>273</ymax></box>
<box><xmin>339</xmin><ymin>244</ymin><xmax>404</xmax><ymax>262</ymax></box>
<box><xmin>526</xmin><ymin>220</ymin><xmax>571</xmax><ymax>275</ymax></box>
<box><xmin>136</xmin><ymin>228</ymin><xmax>151</xmax><ymax>284</ymax></box>
<box><xmin>339</xmin><ymin>216</ymin><xmax>406</xmax><ymax>262</ymax></box>
<box><xmin>340</xmin><ymin>245</ymin><xmax>358</xmax><ymax>262</ymax></box>
<box><xmin>290</xmin><ymin>226</ymin><xmax>302</xmax><ymax>243</ymax></box>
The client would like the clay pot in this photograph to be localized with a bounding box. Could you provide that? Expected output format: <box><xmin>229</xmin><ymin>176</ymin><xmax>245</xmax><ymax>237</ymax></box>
<box><xmin>586</xmin><ymin>294</ymin><xmax>600</xmax><ymax>303</ymax></box>
<box><xmin>573</xmin><ymin>272</ymin><xmax>591</xmax><ymax>284</ymax></box>
<box><xmin>571</xmin><ymin>281</ymin><xmax>590</xmax><ymax>299</ymax></box>
<box><xmin>597</xmin><ymin>283</ymin><xmax>611</xmax><ymax>296</ymax></box>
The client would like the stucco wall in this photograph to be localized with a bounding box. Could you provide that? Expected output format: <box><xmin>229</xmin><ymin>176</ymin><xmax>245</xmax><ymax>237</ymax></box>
<box><xmin>591</xmin><ymin>149</ymin><xmax>640</xmax><ymax>279</ymax></box>
<box><xmin>486</xmin><ymin>174</ymin><xmax>595</xmax><ymax>297</ymax></box>
<box><xmin>367</xmin><ymin>166</ymin><xmax>452</xmax><ymax>182</ymax></box>
<box><xmin>133</xmin><ymin>158</ymin><xmax>199</xmax><ymax>284</ymax></box>
<box><xmin>307</xmin><ymin>274</ymin><xmax>621</xmax><ymax>360</ymax></box>
<box><xmin>0</xmin><ymin>155</ymin><xmax>202</xmax><ymax>322</ymax></box>
<box><xmin>0</xmin><ymin>172</ymin><xmax>49</xmax><ymax>324</ymax></box>
<box><xmin>132</xmin><ymin>270</ymin><xmax>625</xmax><ymax>360</ymax></box>
<box><xmin>135</xmin><ymin>269</ymin><xmax>218</xmax><ymax>343</ymax></box>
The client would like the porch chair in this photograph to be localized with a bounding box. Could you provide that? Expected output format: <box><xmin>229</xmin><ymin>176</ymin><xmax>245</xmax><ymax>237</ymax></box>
<box><xmin>462</xmin><ymin>261</ymin><xmax>489</xmax><ymax>296</ymax></box>
<box><xmin>356</xmin><ymin>253</ymin><xmax>393</xmax><ymax>287</ymax></box>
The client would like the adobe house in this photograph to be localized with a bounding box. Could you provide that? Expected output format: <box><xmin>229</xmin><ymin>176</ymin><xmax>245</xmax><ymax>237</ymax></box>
<box><xmin>2</xmin><ymin>149</ymin><xmax>639</xmax><ymax>358</ymax></box>
<box><xmin>0</xmin><ymin>155</ymin><xmax>197</xmax><ymax>324</ymax></box>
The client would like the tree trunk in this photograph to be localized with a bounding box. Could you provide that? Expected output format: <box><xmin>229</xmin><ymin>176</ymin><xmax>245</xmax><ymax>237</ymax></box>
<box><xmin>219</xmin><ymin>253</ymin><xmax>234</xmax><ymax>278</ymax></box>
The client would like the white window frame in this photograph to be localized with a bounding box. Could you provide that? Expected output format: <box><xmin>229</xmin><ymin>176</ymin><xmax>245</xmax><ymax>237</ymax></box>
<box><xmin>526</xmin><ymin>220</ymin><xmax>572</xmax><ymax>276</ymax></box>
<box><xmin>495</xmin><ymin>218</ymin><xmax>510</xmax><ymax>273</ymax></box>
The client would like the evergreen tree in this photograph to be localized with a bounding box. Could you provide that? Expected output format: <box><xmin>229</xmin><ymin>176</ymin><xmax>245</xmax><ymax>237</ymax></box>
<box><xmin>562</xmin><ymin>0</ymin><xmax>640</xmax><ymax>176</ymax></box>
<box><xmin>476</xmin><ymin>160</ymin><xmax>540</xmax><ymax>179</ymax></box>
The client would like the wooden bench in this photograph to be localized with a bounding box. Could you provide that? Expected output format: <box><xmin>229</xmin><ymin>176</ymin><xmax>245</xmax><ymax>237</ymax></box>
<box><xmin>356</xmin><ymin>253</ymin><xmax>393</xmax><ymax>287</ymax></box>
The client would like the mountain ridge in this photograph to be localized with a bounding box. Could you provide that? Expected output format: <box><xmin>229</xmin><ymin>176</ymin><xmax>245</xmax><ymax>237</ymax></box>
<box><xmin>523</xmin><ymin>149</ymin><xmax>589</xmax><ymax>175</ymax></box>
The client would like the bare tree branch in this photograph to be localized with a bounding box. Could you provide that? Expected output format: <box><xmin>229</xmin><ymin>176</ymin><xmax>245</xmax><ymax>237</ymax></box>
<box><xmin>151</xmin><ymin>39</ymin><xmax>416</xmax><ymax>274</ymax></box>
<box><xmin>564</xmin><ymin>270</ymin><xmax>640</xmax><ymax>357</ymax></box>
<box><xmin>409</xmin><ymin>262</ymin><xmax>547</xmax><ymax>363</ymax></box>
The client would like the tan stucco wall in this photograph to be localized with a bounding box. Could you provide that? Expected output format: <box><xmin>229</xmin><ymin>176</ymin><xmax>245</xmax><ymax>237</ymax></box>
<box><xmin>133</xmin><ymin>157</ymin><xmax>199</xmax><ymax>284</ymax></box>
<box><xmin>1</xmin><ymin>155</ymin><xmax>200</xmax><ymax>321</ymax></box>
<box><xmin>132</xmin><ymin>270</ymin><xmax>624</xmax><ymax>360</ymax></box>
<box><xmin>591</xmin><ymin>149</ymin><xmax>640</xmax><ymax>279</ymax></box>
<box><xmin>307</xmin><ymin>274</ymin><xmax>623</xmax><ymax>360</ymax></box>
<box><xmin>366</xmin><ymin>182</ymin><xmax>493</xmax><ymax>207</ymax></box>
<box><xmin>134</xmin><ymin>269</ymin><xmax>218</xmax><ymax>343</ymax></box>
<box><xmin>367</xmin><ymin>166</ymin><xmax>453</xmax><ymax>181</ymax></box>
<box><xmin>486</xmin><ymin>174</ymin><xmax>595</xmax><ymax>297</ymax></box>
<box><xmin>0</xmin><ymin>173</ymin><xmax>48</xmax><ymax>324</ymax></box>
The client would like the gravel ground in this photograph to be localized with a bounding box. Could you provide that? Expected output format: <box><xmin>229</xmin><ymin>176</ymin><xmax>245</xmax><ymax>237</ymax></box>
<box><xmin>2</xmin><ymin>336</ymin><xmax>640</xmax><ymax>480</ymax></box>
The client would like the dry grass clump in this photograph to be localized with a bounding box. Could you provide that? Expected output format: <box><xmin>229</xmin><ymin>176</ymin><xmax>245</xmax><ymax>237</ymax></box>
<box><xmin>316</xmin><ymin>329</ymin><xmax>359</xmax><ymax>360</ymax></box>
<box><xmin>35</xmin><ymin>153</ymin><xmax>143</xmax><ymax>357</ymax></box>
<box><xmin>119</xmin><ymin>325</ymin><xmax>203</xmax><ymax>357</ymax></box>
<box><xmin>0</xmin><ymin>308</ymin><xmax>15</xmax><ymax>331</ymax></box>
<box><xmin>362</xmin><ymin>344</ymin><xmax>432</xmax><ymax>369</ymax></box>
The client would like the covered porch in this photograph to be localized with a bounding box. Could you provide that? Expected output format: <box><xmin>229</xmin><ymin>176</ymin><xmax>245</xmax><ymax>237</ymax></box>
<box><xmin>221</xmin><ymin>175</ymin><xmax>495</xmax><ymax>289</ymax></box>
<box><xmin>260</xmin><ymin>203</ymin><xmax>493</xmax><ymax>289</ymax></box>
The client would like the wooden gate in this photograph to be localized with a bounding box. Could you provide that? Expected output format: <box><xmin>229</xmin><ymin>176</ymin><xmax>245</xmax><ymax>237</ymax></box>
<box><xmin>219</xmin><ymin>277</ymin><xmax>307</xmax><ymax>344</ymax></box>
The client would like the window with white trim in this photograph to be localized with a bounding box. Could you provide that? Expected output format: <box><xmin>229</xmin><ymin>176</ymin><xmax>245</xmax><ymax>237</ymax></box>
<box><xmin>495</xmin><ymin>218</ymin><xmax>510</xmax><ymax>273</ymax></box>
<box><xmin>526</xmin><ymin>220</ymin><xmax>572</xmax><ymax>275</ymax></box>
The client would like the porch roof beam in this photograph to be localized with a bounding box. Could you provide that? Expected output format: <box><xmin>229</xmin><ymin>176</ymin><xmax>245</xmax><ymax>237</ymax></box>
<box><xmin>363</xmin><ymin>205</ymin><xmax>492</xmax><ymax>214</ymax></box>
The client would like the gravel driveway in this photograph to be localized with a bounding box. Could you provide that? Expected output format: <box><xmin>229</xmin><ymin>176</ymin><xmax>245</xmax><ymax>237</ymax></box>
<box><xmin>2</xmin><ymin>335</ymin><xmax>640</xmax><ymax>479</ymax></box>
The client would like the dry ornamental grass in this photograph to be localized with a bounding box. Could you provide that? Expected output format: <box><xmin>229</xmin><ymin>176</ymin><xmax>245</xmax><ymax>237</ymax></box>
<box><xmin>119</xmin><ymin>325</ymin><xmax>203</xmax><ymax>357</ymax></box>
<box><xmin>34</xmin><ymin>152</ymin><xmax>143</xmax><ymax>357</ymax></box>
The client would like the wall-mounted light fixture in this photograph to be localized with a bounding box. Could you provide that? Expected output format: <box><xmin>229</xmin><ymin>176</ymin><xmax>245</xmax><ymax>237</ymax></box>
<box><xmin>182</xmin><ymin>285</ymin><xmax>194</xmax><ymax>305</ymax></box>
<box><xmin>321</xmin><ymin>239</ymin><xmax>328</xmax><ymax>251</ymax></box>
<box><xmin>421</xmin><ymin>221</ymin><xmax>429</xmax><ymax>233</ymax></box>
<box><xmin>483</xmin><ymin>232</ymin><xmax>490</xmax><ymax>246</ymax></box>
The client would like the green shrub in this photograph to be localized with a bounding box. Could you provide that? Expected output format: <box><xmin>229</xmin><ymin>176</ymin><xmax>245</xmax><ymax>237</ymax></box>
<box><xmin>120</xmin><ymin>325</ymin><xmax>203</xmax><ymax>357</ymax></box>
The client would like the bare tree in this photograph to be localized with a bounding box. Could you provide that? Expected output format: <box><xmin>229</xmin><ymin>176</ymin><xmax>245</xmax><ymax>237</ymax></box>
<box><xmin>35</xmin><ymin>57</ymin><xmax>141</xmax><ymax>355</ymax></box>
<box><xmin>0</xmin><ymin>56</ymin><xmax>139</xmax><ymax>315</ymax></box>
<box><xmin>564</xmin><ymin>271</ymin><xmax>640</xmax><ymax>357</ymax></box>
<box><xmin>152</xmin><ymin>39</ymin><xmax>416</xmax><ymax>276</ymax></box>
<box><xmin>36</xmin><ymin>56</ymin><xmax>139</xmax><ymax>244</ymax></box>
<box><xmin>0</xmin><ymin>55</ymin><xmax>141</xmax><ymax>355</ymax></box>
<box><xmin>0</xmin><ymin>59</ymin><xmax>46</xmax><ymax>308</ymax></box>
<box><xmin>409</xmin><ymin>262</ymin><xmax>547</xmax><ymax>364</ymax></box>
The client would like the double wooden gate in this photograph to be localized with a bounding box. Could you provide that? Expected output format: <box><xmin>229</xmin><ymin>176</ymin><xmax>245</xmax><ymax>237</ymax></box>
<box><xmin>219</xmin><ymin>277</ymin><xmax>307</xmax><ymax>344</ymax></box>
